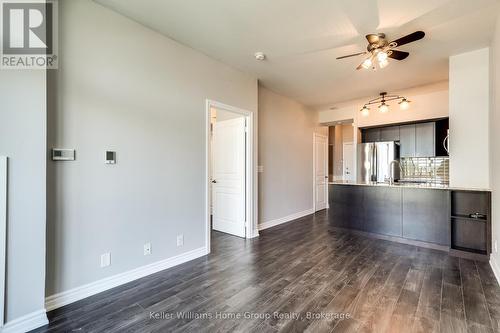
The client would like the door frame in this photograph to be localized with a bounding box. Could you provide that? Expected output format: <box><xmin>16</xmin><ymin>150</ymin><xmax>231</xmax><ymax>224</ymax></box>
<box><xmin>312</xmin><ymin>133</ymin><xmax>328</xmax><ymax>212</ymax></box>
<box><xmin>342</xmin><ymin>142</ymin><xmax>354</xmax><ymax>181</ymax></box>
<box><xmin>205</xmin><ymin>100</ymin><xmax>257</xmax><ymax>253</ymax></box>
<box><xmin>0</xmin><ymin>157</ymin><xmax>7</xmax><ymax>328</ymax></box>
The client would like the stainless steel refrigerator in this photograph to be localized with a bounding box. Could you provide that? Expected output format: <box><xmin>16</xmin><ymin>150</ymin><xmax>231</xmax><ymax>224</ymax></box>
<box><xmin>357</xmin><ymin>141</ymin><xmax>400</xmax><ymax>183</ymax></box>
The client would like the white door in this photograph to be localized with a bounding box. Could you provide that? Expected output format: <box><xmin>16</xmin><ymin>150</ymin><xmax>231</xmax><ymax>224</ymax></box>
<box><xmin>343</xmin><ymin>143</ymin><xmax>355</xmax><ymax>181</ymax></box>
<box><xmin>314</xmin><ymin>134</ymin><xmax>328</xmax><ymax>212</ymax></box>
<box><xmin>212</xmin><ymin>117</ymin><xmax>246</xmax><ymax>238</ymax></box>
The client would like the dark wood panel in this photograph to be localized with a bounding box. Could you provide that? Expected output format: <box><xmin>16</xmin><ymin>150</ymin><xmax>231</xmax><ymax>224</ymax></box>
<box><xmin>329</xmin><ymin>185</ymin><xmax>364</xmax><ymax>230</ymax></box>
<box><xmin>402</xmin><ymin>188</ymin><xmax>450</xmax><ymax>245</ymax></box>
<box><xmin>452</xmin><ymin>219</ymin><xmax>487</xmax><ymax>252</ymax></box>
<box><xmin>363</xmin><ymin>186</ymin><xmax>402</xmax><ymax>237</ymax></box>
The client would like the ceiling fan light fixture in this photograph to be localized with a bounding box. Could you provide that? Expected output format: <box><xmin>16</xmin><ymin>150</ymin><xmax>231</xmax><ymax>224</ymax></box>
<box><xmin>399</xmin><ymin>98</ymin><xmax>410</xmax><ymax>110</ymax></box>
<box><xmin>360</xmin><ymin>105</ymin><xmax>370</xmax><ymax>117</ymax></box>
<box><xmin>336</xmin><ymin>31</ymin><xmax>425</xmax><ymax>70</ymax></box>
<box><xmin>378</xmin><ymin>102</ymin><xmax>389</xmax><ymax>113</ymax></box>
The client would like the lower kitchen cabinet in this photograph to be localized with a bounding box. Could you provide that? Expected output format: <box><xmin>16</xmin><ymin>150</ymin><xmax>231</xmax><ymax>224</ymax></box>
<box><xmin>329</xmin><ymin>184</ymin><xmax>364</xmax><ymax>230</ymax></box>
<box><xmin>329</xmin><ymin>184</ymin><xmax>450</xmax><ymax>247</ymax></box>
<box><xmin>364</xmin><ymin>186</ymin><xmax>402</xmax><ymax>236</ymax></box>
<box><xmin>402</xmin><ymin>188</ymin><xmax>450</xmax><ymax>246</ymax></box>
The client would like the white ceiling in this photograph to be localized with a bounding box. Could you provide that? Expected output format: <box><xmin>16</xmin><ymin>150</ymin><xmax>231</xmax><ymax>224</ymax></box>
<box><xmin>96</xmin><ymin>0</ymin><xmax>500</xmax><ymax>108</ymax></box>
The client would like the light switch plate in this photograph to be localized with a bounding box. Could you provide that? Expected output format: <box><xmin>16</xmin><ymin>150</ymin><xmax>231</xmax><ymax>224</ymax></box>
<box><xmin>52</xmin><ymin>149</ymin><xmax>75</xmax><ymax>161</ymax></box>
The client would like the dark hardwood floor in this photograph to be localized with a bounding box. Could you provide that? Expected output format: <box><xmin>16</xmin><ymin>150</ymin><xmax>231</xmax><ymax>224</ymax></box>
<box><xmin>33</xmin><ymin>210</ymin><xmax>500</xmax><ymax>332</ymax></box>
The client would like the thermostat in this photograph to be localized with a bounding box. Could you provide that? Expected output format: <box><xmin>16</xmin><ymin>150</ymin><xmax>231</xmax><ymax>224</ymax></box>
<box><xmin>52</xmin><ymin>149</ymin><xmax>75</xmax><ymax>161</ymax></box>
<box><xmin>105</xmin><ymin>151</ymin><xmax>116</xmax><ymax>164</ymax></box>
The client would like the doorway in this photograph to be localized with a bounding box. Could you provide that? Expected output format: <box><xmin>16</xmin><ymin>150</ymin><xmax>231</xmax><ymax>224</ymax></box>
<box><xmin>206</xmin><ymin>100</ymin><xmax>256</xmax><ymax>252</ymax></box>
<box><xmin>313</xmin><ymin>133</ymin><xmax>328</xmax><ymax>212</ymax></box>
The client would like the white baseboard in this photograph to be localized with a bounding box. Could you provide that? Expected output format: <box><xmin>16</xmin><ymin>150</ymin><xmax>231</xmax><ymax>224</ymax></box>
<box><xmin>2</xmin><ymin>309</ymin><xmax>48</xmax><ymax>333</ymax></box>
<box><xmin>259</xmin><ymin>208</ymin><xmax>314</xmax><ymax>231</ymax></box>
<box><xmin>490</xmin><ymin>256</ymin><xmax>500</xmax><ymax>285</ymax></box>
<box><xmin>45</xmin><ymin>247</ymin><xmax>208</xmax><ymax>311</ymax></box>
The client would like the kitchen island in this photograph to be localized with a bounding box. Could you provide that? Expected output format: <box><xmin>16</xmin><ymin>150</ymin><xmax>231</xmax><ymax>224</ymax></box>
<box><xmin>328</xmin><ymin>182</ymin><xmax>491</xmax><ymax>260</ymax></box>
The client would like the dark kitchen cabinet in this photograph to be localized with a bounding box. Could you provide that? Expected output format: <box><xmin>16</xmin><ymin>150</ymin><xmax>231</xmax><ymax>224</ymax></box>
<box><xmin>380</xmin><ymin>126</ymin><xmax>400</xmax><ymax>142</ymax></box>
<box><xmin>415</xmin><ymin>122</ymin><xmax>436</xmax><ymax>157</ymax></box>
<box><xmin>435</xmin><ymin>118</ymin><xmax>450</xmax><ymax>157</ymax></box>
<box><xmin>363</xmin><ymin>128</ymin><xmax>380</xmax><ymax>143</ymax></box>
<box><xmin>362</xmin><ymin>119</ymin><xmax>446</xmax><ymax>158</ymax></box>
<box><xmin>364</xmin><ymin>186</ymin><xmax>402</xmax><ymax>237</ymax></box>
<box><xmin>450</xmin><ymin>190</ymin><xmax>491</xmax><ymax>255</ymax></box>
<box><xmin>402</xmin><ymin>188</ymin><xmax>450</xmax><ymax>246</ymax></box>
<box><xmin>399</xmin><ymin>124</ymin><xmax>416</xmax><ymax>157</ymax></box>
<box><xmin>329</xmin><ymin>185</ymin><xmax>364</xmax><ymax>231</ymax></box>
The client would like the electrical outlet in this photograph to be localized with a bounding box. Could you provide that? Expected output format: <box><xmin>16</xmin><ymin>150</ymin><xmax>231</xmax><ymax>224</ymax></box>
<box><xmin>100</xmin><ymin>253</ymin><xmax>111</xmax><ymax>268</ymax></box>
<box><xmin>177</xmin><ymin>234</ymin><xmax>184</xmax><ymax>247</ymax></box>
<box><xmin>495</xmin><ymin>240</ymin><xmax>498</xmax><ymax>253</ymax></box>
<box><xmin>144</xmin><ymin>243</ymin><xmax>152</xmax><ymax>256</ymax></box>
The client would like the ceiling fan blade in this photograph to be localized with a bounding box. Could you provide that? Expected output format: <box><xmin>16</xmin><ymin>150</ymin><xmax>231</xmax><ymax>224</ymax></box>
<box><xmin>388</xmin><ymin>50</ymin><xmax>410</xmax><ymax>60</ymax></box>
<box><xmin>336</xmin><ymin>51</ymin><xmax>367</xmax><ymax>60</ymax></box>
<box><xmin>390</xmin><ymin>31</ymin><xmax>425</xmax><ymax>47</ymax></box>
<box><xmin>365</xmin><ymin>33</ymin><xmax>385</xmax><ymax>45</ymax></box>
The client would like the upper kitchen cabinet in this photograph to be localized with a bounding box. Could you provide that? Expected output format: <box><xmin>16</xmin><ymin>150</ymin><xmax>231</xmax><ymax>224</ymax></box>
<box><xmin>362</xmin><ymin>118</ymin><xmax>449</xmax><ymax>158</ymax></box>
<box><xmin>362</xmin><ymin>125</ymin><xmax>399</xmax><ymax>142</ymax></box>
<box><xmin>415</xmin><ymin>122</ymin><xmax>435</xmax><ymax>157</ymax></box>
<box><xmin>380</xmin><ymin>126</ymin><xmax>400</xmax><ymax>142</ymax></box>
<box><xmin>435</xmin><ymin>118</ymin><xmax>450</xmax><ymax>157</ymax></box>
<box><xmin>362</xmin><ymin>128</ymin><xmax>380</xmax><ymax>142</ymax></box>
<box><xmin>400</xmin><ymin>124</ymin><xmax>416</xmax><ymax>157</ymax></box>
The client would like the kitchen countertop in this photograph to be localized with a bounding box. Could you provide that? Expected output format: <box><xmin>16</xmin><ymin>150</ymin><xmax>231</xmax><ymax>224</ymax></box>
<box><xmin>328</xmin><ymin>180</ymin><xmax>491</xmax><ymax>192</ymax></box>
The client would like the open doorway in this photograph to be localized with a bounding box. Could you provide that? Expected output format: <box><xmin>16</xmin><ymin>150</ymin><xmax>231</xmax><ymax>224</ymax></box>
<box><xmin>327</xmin><ymin>121</ymin><xmax>355</xmax><ymax>182</ymax></box>
<box><xmin>206</xmin><ymin>100</ymin><xmax>255</xmax><ymax>252</ymax></box>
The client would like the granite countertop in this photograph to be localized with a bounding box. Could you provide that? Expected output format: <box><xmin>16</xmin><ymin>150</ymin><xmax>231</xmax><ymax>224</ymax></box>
<box><xmin>328</xmin><ymin>180</ymin><xmax>491</xmax><ymax>192</ymax></box>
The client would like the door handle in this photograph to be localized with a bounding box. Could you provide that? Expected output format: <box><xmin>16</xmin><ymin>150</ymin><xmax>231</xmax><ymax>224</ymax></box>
<box><xmin>211</xmin><ymin>180</ymin><xmax>217</xmax><ymax>184</ymax></box>
<box><xmin>324</xmin><ymin>176</ymin><xmax>328</xmax><ymax>179</ymax></box>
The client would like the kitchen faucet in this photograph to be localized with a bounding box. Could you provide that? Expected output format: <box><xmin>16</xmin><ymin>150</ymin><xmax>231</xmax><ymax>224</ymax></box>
<box><xmin>388</xmin><ymin>160</ymin><xmax>401</xmax><ymax>185</ymax></box>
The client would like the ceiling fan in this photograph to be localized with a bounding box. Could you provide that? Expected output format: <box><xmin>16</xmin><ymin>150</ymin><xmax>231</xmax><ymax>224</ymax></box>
<box><xmin>336</xmin><ymin>31</ymin><xmax>425</xmax><ymax>70</ymax></box>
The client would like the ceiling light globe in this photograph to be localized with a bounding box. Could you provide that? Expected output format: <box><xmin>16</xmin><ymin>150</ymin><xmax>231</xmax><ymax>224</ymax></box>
<box><xmin>377</xmin><ymin>51</ymin><xmax>388</xmax><ymax>62</ymax></box>
<box><xmin>360</xmin><ymin>106</ymin><xmax>370</xmax><ymax>117</ymax></box>
<box><xmin>361</xmin><ymin>58</ymin><xmax>372</xmax><ymax>69</ymax></box>
<box><xmin>379</xmin><ymin>103</ymin><xmax>389</xmax><ymax>113</ymax></box>
<box><xmin>378</xmin><ymin>58</ymin><xmax>389</xmax><ymax>68</ymax></box>
<box><xmin>399</xmin><ymin>98</ymin><xmax>410</xmax><ymax>110</ymax></box>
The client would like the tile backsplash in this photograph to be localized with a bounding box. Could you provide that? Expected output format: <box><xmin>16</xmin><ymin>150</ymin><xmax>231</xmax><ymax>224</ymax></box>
<box><xmin>400</xmin><ymin>157</ymin><xmax>449</xmax><ymax>185</ymax></box>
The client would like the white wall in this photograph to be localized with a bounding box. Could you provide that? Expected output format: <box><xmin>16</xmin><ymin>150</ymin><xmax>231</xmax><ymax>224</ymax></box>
<box><xmin>0</xmin><ymin>70</ymin><xmax>47</xmax><ymax>326</ymax></box>
<box><xmin>258</xmin><ymin>86</ymin><xmax>321</xmax><ymax>224</ymax></box>
<box><xmin>490</xmin><ymin>14</ymin><xmax>500</xmax><ymax>278</ymax></box>
<box><xmin>449</xmin><ymin>48</ymin><xmax>490</xmax><ymax>190</ymax></box>
<box><xmin>46</xmin><ymin>0</ymin><xmax>257</xmax><ymax>299</ymax></box>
